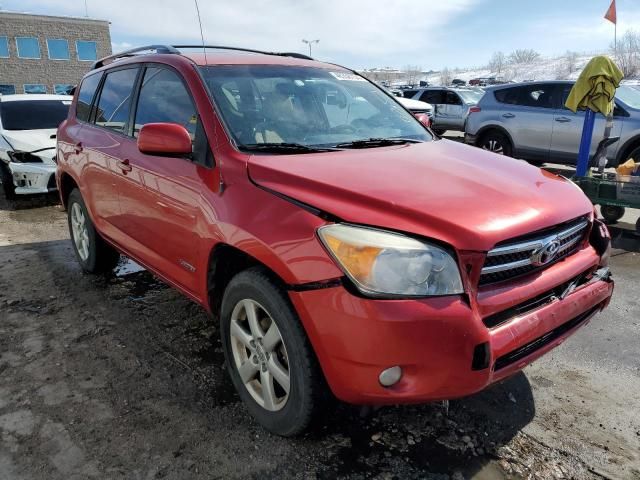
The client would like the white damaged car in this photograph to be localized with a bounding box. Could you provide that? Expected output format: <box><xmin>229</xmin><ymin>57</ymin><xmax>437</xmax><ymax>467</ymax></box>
<box><xmin>0</xmin><ymin>94</ymin><xmax>72</xmax><ymax>199</ymax></box>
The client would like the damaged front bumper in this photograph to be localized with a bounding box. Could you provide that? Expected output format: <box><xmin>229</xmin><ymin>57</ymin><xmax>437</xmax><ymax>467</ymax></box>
<box><xmin>7</xmin><ymin>161</ymin><xmax>57</xmax><ymax>194</ymax></box>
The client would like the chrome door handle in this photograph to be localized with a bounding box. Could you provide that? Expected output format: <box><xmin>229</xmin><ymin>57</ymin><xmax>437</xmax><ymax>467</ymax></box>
<box><xmin>555</xmin><ymin>116</ymin><xmax>571</xmax><ymax>123</ymax></box>
<box><xmin>502</xmin><ymin>113</ymin><xmax>515</xmax><ymax>118</ymax></box>
<box><xmin>117</xmin><ymin>159</ymin><xmax>132</xmax><ymax>173</ymax></box>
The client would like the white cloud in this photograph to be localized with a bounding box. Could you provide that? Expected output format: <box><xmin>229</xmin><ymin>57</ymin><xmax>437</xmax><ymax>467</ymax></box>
<box><xmin>12</xmin><ymin>0</ymin><xmax>480</xmax><ymax>66</ymax></box>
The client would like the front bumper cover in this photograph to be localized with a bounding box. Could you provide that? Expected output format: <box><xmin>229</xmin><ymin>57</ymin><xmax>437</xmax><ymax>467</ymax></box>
<box><xmin>8</xmin><ymin>162</ymin><xmax>57</xmax><ymax>194</ymax></box>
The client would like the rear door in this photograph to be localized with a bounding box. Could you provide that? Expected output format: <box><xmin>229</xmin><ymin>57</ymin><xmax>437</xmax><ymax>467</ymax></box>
<box><xmin>438</xmin><ymin>91</ymin><xmax>466</xmax><ymax>130</ymax></box>
<box><xmin>418</xmin><ymin>89</ymin><xmax>446</xmax><ymax>128</ymax></box>
<box><xmin>116</xmin><ymin>65</ymin><xmax>209</xmax><ymax>293</ymax></box>
<box><xmin>77</xmin><ymin>67</ymin><xmax>139</xmax><ymax>236</ymax></box>
<box><xmin>550</xmin><ymin>83</ymin><xmax>624</xmax><ymax>164</ymax></box>
<box><xmin>494</xmin><ymin>83</ymin><xmax>557</xmax><ymax>162</ymax></box>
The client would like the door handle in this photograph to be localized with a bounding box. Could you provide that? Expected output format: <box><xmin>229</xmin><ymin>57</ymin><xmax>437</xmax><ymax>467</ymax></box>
<box><xmin>555</xmin><ymin>116</ymin><xmax>571</xmax><ymax>123</ymax></box>
<box><xmin>117</xmin><ymin>159</ymin><xmax>132</xmax><ymax>173</ymax></box>
<box><xmin>502</xmin><ymin>113</ymin><xmax>515</xmax><ymax>119</ymax></box>
<box><xmin>74</xmin><ymin>142</ymin><xmax>83</xmax><ymax>154</ymax></box>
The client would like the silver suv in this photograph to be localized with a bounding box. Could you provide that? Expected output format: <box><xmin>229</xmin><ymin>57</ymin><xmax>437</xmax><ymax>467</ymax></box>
<box><xmin>403</xmin><ymin>87</ymin><xmax>484</xmax><ymax>135</ymax></box>
<box><xmin>465</xmin><ymin>80</ymin><xmax>640</xmax><ymax>166</ymax></box>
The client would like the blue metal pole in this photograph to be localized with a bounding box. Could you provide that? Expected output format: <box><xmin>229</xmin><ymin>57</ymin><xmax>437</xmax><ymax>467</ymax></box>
<box><xmin>576</xmin><ymin>109</ymin><xmax>596</xmax><ymax>177</ymax></box>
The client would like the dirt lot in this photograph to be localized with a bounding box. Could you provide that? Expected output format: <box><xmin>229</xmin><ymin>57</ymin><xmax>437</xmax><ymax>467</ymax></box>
<box><xmin>1</xmin><ymin>190</ymin><xmax>639</xmax><ymax>480</ymax></box>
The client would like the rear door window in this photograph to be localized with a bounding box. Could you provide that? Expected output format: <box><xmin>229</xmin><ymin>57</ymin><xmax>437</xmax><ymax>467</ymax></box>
<box><xmin>420</xmin><ymin>90</ymin><xmax>444</xmax><ymax>104</ymax></box>
<box><xmin>444</xmin><ymin>91</ymin><xmax>462</xmax><ymax>105</ymax></box>
<box><xmin>133</xmin><ymin>67</ymin><xmax>198</xmax><ymax>139</ymax></box>
<box><xmin>518</xmin><ymin>84</ymin><xmax>555</xmax><ymax>108</ymax></box>
<box><xmin>93</xmin><ymin>67</ymin><xmax>139</xmax><ymax>134</ymax></box>
<box><xmin>76</xmin><ymin>73</ymin><xmax>101</xmax><ymax>122</ymax></box>
<box><xmin>494</xmin><ymin>87</ymin><xmax>521</xmax><ymax>105</ymax></box>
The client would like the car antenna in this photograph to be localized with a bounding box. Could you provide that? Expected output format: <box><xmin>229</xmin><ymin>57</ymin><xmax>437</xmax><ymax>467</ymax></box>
<box><xmin>193</xmin><ymin>0</ymin><xmax>208</xmax><ymax>65</ymax></box>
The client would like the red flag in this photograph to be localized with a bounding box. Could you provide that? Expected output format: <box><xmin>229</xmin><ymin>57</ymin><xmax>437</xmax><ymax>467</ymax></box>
<box><xmin>604</xmin><ymin>0</ymin><xmax>617</xmax><ymax>24</ymax></box>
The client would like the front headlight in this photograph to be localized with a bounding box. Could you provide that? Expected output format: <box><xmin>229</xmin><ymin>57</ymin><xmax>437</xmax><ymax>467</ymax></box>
<box><xmin>318</xmin><ymin>224</ymin><xmax>463</xmax><ymax>297</ymax></box>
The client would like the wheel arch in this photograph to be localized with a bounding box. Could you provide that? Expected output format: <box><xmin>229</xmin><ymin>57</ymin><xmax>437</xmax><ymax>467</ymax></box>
<box><xmin>59</xmin><ymin>171</ymin><xmax>80</xmax><ymax>210</ymax></box>
<box><xmin>615</xmin><ymin>135</ymin><xmax>640</xmax><ymax>167</ymax></box>
<box><xmin>474</xmin><ymin>124</ymin><xmax>515</xmax><ymax>150</ymax></box>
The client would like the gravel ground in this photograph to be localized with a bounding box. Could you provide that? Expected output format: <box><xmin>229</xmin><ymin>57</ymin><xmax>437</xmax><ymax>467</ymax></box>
<box><xmin>0</xmin><ymin>187</ymin><xmax>639</xmax><ymax>480</ymax></box>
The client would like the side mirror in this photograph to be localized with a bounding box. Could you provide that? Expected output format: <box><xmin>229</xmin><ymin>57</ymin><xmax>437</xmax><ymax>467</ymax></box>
<box><xmin>138</xmin><ymin>123</ymin><xmax>192</xmax><ymax>157</ymax></box>
<box><xmin>413</xmin><ymin>113</ymin><xmax>431</xmax><ymax>128</ymax></box>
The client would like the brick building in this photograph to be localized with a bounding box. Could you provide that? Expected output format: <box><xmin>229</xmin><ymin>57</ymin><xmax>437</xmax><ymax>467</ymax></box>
<box><xmin>0</xmin><ymin>11</ymin><xmax>111</xmax><ymax>95</ymax></box>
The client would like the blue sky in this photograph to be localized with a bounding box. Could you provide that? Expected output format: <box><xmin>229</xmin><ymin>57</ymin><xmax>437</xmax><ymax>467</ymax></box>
<box><xmin>3</xmin><ymin>0</ymin><xmax>636</xmax><ymax>69</ymax></box>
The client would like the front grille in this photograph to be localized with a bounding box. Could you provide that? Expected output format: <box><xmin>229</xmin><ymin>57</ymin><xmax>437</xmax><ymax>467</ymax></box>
<box><xmin>493</xmin><ymin>304</ymin><xmax>600</xmax><ymax>371</ymax></box>
<box><xmin>479</xmin><ymin>217</ymin><xmax>590</xmax><ymax>285</ymax></box>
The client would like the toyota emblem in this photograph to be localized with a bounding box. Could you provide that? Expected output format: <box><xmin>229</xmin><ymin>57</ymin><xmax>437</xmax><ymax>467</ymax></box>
<box><xmin>531</xmin><ymin>238</ymin><xmax>562</xmax><ymax>266</ymax></box>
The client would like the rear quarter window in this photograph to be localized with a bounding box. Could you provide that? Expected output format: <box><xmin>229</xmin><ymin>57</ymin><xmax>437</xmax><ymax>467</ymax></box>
<box><xmin>76</xmin><ymin>73</ymin><xmax>102</xmax><ymax>122</ymax></box>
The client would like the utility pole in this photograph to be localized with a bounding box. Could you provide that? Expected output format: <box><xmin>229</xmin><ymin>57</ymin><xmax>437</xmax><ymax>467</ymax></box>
<box><xmin>301</xmin><ymin>39</ymin><xmax>319</xmax><ymax>57</ymax></box>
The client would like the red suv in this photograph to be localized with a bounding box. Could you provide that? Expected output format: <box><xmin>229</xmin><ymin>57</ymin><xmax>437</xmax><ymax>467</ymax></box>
<box><xmin>56</xmin><ymin>45</ymin><xmax>614</xmax><ymax>436</ymax></box>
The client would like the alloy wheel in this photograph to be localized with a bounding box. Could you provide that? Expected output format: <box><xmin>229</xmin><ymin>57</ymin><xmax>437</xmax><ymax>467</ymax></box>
<box><xmin>70</xmin><ymin>203</ymin><xmax>90</xmax><ymax>261</ymax></box>
<box><xmin>482</xmin><ymin>139</ymin><xmax>504</xmax><ymax>154</ymax></box>
<box><xmin>229</xmin><ymin>299</ymin><xmax>290</xmax><ymax>411</ymax></box>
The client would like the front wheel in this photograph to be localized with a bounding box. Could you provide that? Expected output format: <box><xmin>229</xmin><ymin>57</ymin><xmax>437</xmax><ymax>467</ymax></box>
<box><xmin>67</xmin><ymin>188</ymin><xmax>120</xmax><ymax>273</ymax></box>
<box><xmin>220</xmin><ymin>268</ymin><xmax>325</xmax><ymax>436</ymax></box>
<box><xmin>600</xmin><ymin>204</ymin><xmax>625</xmax><ymax>224</ymax></box>
<box><xmin>479</xmin><ymin>131</ymin><xmax>513</xmax><ymax>157</ymax></box>
<box><xmin>0</xmin><ymin>162</ymin><xmax>16</xmax><ymax>200</ymax></box>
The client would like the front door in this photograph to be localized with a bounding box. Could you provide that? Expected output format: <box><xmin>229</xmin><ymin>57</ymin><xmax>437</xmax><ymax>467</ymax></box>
<box><xmin>116</xmin><ymin>65</ymin><xmax>207</xmax><ymax>294</ymax></box>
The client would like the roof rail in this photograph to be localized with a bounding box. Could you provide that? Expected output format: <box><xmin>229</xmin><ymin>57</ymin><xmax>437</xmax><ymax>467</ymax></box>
<box><xmin>92</xmin><ymin>44</ymin><xmax>180</xmax><ymax>69</ymax></box>
<box><xmin>172</xmin><ymin>45</ymin><xmax>313</xmax><ymax>61</ymax></box>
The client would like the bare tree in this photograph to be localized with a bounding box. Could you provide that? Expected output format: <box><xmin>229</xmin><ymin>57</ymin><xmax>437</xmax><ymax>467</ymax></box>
<box><xmin>439</xmin><ymin>67</ymin><xmax>451</xmax><ymax>86</ymax></box>
<box><xmin>611</xmin><ymin>30</ymin><xmax>640</xmax><ymax>77</ymax></box>
<box><xmin>508</xmin><ymin>49</ymin><xmax>540</xmax><ymax>64</ymax></box>
<box><xmin>403</xmin><ymin>65</ymin><xmax>422</xmax><ymax>86</ymax></box>
<box><xmin>488</xmin><ymin>51</ymin><xmax>506</xmax><ymax>74</ymax></box>
<box><xmin>565</xmin><ymin>50</ymin><xmax>579</xmax><ymax>75</ymax></box>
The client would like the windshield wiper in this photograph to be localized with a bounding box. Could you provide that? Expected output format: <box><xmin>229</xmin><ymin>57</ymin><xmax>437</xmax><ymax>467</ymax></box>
<box><xmin>240</xmin><ymin>143</ymin><xmax>340</xmax><ymax>154</ymax></box>
<box><xmin>334</xmin><ymin>138</ymin><xmax>423</xmax><ymax>149</ymax></box>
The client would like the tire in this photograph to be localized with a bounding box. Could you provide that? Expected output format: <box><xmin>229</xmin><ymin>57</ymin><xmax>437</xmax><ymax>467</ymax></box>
<box><xmin>220</xmin><ymin>267</ymin><xmax>325</xmax><ymax>436</ymax></box>
<box><xmin>432</xmin><ymin>128</ymin><xmax>446</xmax><ymax>136</ymax></box>
<box><xmin>479</xmin><ymin>130</ymin><xmax>513</xmax><ymax>157</ymax></box>
<box><xmin>0</xmin><ymin>162</ymin><xmax>16</xmax><ymax>200</ymax></box>
<box><xmin>600</xmin><ymin>204</ymin><xmax>625</xmax><ymax>224</ymax></box>
<box><xmin>636</xmin><ymin>217</ymin><xmax>640</xmax><ymax>235</ymax></box>
<box><xmin>67</xmin><ymin>188</ymin><xmax>120</xmax><ymax>273</ymax></box>
<box><xmin>625</xmin><ymin>146</ymin><xmax>640</xmax><ymax>165</ymax></box>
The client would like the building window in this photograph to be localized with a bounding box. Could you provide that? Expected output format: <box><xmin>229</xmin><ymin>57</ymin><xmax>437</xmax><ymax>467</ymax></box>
<box><xmin>47</xmin><ymin>39</ymin><xmax>70</xmax><ymax>60</ymax></box>
<box><xmin>24</xmin><ymin>84</ymin><xmax>47</xmax><ymax>94</ymax></box>
<box><xmin>76</xmin><ymin>40</ymin><xmax>97</xmax><ymax>61</ymax></box>
<box><xmin>0</xmin><ymin>84</ymin><xmax>16</xmax><ymax>95</ymax></box>
<box><xmin>54</xmin><ymin>84</ymin><xmax>75</xmax><ymax>95</ymax></box>
<box><xmin>16</xmin><ymin>37</ymin><xmax>41</xmax><ymax>59</ymax></box>
<box><xmin>0</xmin><ymin>37</ymin><xmax>9</xmax><ymax>58</ymax></box>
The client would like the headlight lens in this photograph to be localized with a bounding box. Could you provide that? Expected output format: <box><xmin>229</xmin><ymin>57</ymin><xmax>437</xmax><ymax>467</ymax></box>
<box><xmin>318</xmin><ymin>224</ymin><xmax>463</xmax><ymax>297</ymax></box>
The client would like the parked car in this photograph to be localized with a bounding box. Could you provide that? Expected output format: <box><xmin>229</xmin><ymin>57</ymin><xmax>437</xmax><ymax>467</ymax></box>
<box><xmin>451</xmin><ymin>79</ymin><xmax>466</xmax><ymax>87</ymax></box>
<box><xmin>402</xmin><ymin>87</ymin><xmax>484</xmax><ymax>134</ymax></box>
<box><xmin>396</xmin><ymin>96</ymin><xmax>433</xmax><ymax>118</ymax></box>
<box><xmin>465</xmin><ymin>80</ymin><xmax>640</xmax><ymax>166</ymax></box>
<box><xmin>57</xmin><ymin>45</ymin><xmax>613</xmax><ymax>436</ymax></box>
<box><xmin>0</xmin><ymin>94</ymin><xmax>72</xmax><ymax>199</ymax></box>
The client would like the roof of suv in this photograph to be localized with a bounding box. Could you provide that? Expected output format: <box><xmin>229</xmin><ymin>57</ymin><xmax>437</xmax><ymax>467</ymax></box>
<box><xmin>483</xmin><ymin>80</ymin><xmax>573</xmax><ymax>92</ymax></box>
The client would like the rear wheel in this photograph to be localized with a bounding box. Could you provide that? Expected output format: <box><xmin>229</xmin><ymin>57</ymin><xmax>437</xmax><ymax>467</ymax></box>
<box><xmin>600</xmin><ymin>204</ymin><xmax>625</xmax><ymax>224</ymax></box>
<box><xmin>220</xmin><ymin>268</ymin><xmax>325</xmax><ymax>436</ymax></box>
<box><xmin>479</xmin><ymin>131</ymin><xmax>513</xmax><ymax>157</ymax></box>
<box><xmin>67</xmin><ymin>188</ymin><xmax>120</xmax><ymax>273</ymax></box>
<box><xmin>0</xmin><ymin>162</ymin><xmax>16</xmax><ymax>200</ymax></box>
<box><xmin>625</xmin><ymin>146</ymin><xmax>640</xmax><ymax>165</ymax></box>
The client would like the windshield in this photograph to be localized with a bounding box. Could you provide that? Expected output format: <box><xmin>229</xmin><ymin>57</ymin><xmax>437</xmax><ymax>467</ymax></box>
<box><xmin>456</xmin><ymin>89</ymin><xmax>484</xmax><ymax>104</ymax></box>
<box><xmin>0</xmin><ymin>100</ymin><xmax>70</xmax><ymax>131</ymax></box>
<box><xmin>616</xmin><ymin>85</ymin><xmax>640</xmax><ymax>109</ymax></box>
<box><xmin>200</xmin><ymin>65</ymin><xmax>433</xmax><ymax>149</ymax></box>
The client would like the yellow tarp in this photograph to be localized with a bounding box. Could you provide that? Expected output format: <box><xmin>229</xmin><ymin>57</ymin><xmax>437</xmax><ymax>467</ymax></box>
<box><xmin>564</xmin><ymin>56</ymin><xmax>623</xmax><ymax>116</ymax></box>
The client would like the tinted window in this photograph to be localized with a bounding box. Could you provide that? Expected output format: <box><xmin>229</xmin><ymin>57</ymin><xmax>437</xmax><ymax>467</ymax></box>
<box><xmin>94</xmin><ymin>68</ymin><xmax>138</xmax><ymax>133</ymax></box>
<box><xmin>494</xmin><ymin>87</ymin><xmax>521</xmax><ymax>105</ymax></box>
<box><xmin>403</xmin><ymin>89</ymin><xmax>418</xmax><ymax>98</ymax></box>
<box><xmin>76</xmin><ymin>73</ymin><xmax>102</xmax><ymax>122</ymax></box>
<box><xmin>0</xmin><ymin>100</ymin><xmax>70</xmax><ymax>130</ymax></box>
<box><xmin>0</xmin><ymin>37</ymin><xmax>8</xmax><ymax>58</ymax></box>
<box><xmin>518</xmin><ymin>84</ymin><xmax>555</xmax><ymax>108</ymax></box>
<box><xmin>16</xmin><ymin>37</ymin><xmax>40</xmax><ymax>58</ymax></box>
<box><xmin>76</xmin><ymin>41</ymin><xmax>97</xmax><ymax>61</ymax></box>
<box><xmin>133</xmin><ymin>67</ymin><xmax>197</xmax><ymax>138</ymax></box>
<box><xmin>47</xmin><ymin>39</ymin><xmax>70</xmax><ymax>60</ymax></box>
<box><xmin>444</xmin><ymin>91</ymin><xmax>462</xmax><ymax>105</ymax></box>
<box><xmin>420</xmin><ymin>90</ymin><xmax>444</xmax><ymax>104</ymax></box>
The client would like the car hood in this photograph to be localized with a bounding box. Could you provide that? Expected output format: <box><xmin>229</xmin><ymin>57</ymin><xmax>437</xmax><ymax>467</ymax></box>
<box><xmin>1</xmin><ymin>129</ymin><xmax>57</xmax><ymax>159</ymax></box>
<box><xmin>247</xmin><ymin>140</ymin><xmax>593</xmax><ymax>252</ymax></box>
